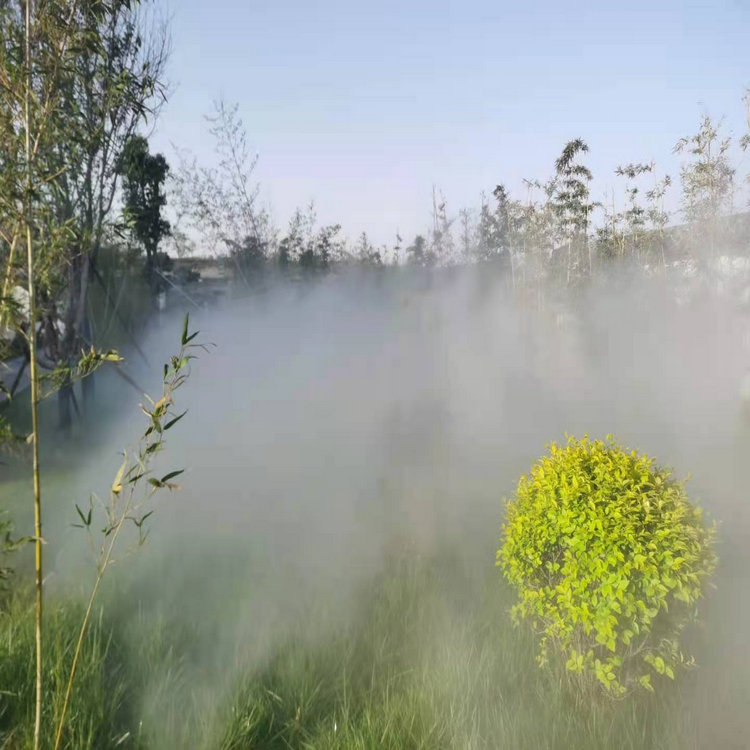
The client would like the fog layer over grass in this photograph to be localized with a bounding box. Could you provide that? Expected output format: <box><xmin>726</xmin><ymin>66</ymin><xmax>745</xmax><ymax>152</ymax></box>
<box><xmin>29</xmin><ymin>267</ymin><xmax>750</xmax><ymax>747</ymax></box>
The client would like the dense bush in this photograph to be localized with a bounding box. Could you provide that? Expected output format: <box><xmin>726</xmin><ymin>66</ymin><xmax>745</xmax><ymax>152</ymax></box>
<box><xmin>498</xmin><ymin>435</ymin><xmax>717</xmax><ymax>697</ymax></box>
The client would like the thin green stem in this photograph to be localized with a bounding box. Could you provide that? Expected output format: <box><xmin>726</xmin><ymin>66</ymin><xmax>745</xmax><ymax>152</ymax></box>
<box><xmin>24</xmin><ymin>0</ymin><xmax>44</xmax><ymax>747</ymax></box>
<box><xmin>53</xmin><ymin>485</ymin><xmax>139</xmax><ymax>750</ymax></box>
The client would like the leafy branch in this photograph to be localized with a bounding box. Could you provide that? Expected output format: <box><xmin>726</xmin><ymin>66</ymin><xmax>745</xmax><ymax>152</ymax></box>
<box><xmin>53</xmin><ymin>313</ymin><xmax>208</xmax><ymax>749</ymax></box>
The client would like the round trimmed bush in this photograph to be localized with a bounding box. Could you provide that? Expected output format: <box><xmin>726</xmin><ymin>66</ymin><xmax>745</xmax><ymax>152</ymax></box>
<box><xmin>497</xmin><ymin>435</ymin><xmax>717</xmax><ymax>697</ymax></box>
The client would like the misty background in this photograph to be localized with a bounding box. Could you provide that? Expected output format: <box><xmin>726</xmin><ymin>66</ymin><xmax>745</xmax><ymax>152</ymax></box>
<box><xmin>29</xmin><ymin>267</ymin><xmax>750</xmax><ymax>745</ymax></box>
<box><xmin>2</xmin><ymin>0</ymin><xmax>750</xmax><ymax>746</ymax></box>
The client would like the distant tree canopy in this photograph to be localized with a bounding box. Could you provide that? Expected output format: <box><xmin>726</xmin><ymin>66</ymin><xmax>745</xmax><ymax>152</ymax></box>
<box><xmin>118</xmin><ymin>135</ymin><xmax>172</xmax><ymax>290</ymax></box>
<box><xmin>162</xmin><ymin>89</ymin><xmax>750</xmax><ymax>300</ymax></box>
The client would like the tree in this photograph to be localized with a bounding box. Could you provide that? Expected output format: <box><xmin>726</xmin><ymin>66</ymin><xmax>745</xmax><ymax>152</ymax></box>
<box><xmin>615</xmin><ymin>162</ymin><xmax>652</xmax><ymax>263</ymax></box>
<box><xmin>301</xmin><ymin>222</ymin><xmax>344</xmax><ymax>270</ymax></box>
<box><xmin>52</xmin><ymin>2</ymin><xmax>169</xmax><ymax>420</ymax></box>
<box><xmin>171</xmin><ymin>98</ymin><xmax>275</xmax><ymax>277</ymax></box>
<box><xmin>393</xmin><ymin>231</ymin><xmax>403</xmax><ymax>265</ymax></box>
<box><xmin>494</xmin><ymin>184</ymin><xmax>516</xmax><ymax>285</ymax></box>
<box><xmin>517</xmin><ymin>177</ymin><xmax>557</xmax><ymax>307</ymax></box>
<box><xmin>227</xmin><ymin>233</ymin><xmax>268</xmax><ymax>282</ymax></box>
<box><xmin>0</xmin><ymin>2</ymin><xmax>170</xmax><ymax>743</ymax></box>
<box><xmin>551</xmin><ymin>139</ymin><xmax>594</xmax><ymax>283</ymax></box>
<box><xmin>674</xmin><ymin>113</ymin><xmax>735</xmax><ymax>257</ymax></box>
<box><xmin>118</xmin><ymin>134</ymin><xmax>171</xmax><ymax>295</ymax></box>
<box><xmin>429</xmin><ymin>187</ymin><xmax>454</xmax><ymax>265</ymax></box>
<box><xmin>277</xmin><ymin>203</ymin><xmax>314</xmax><ymax>269</ymax></box>
<box><xmin>645</xmin><ymin>170</ymin><xmax>672</xmax><ymax>271</ymax></box>
<box><xmin>406</xmin><ymin>234</ymin><xmax>429</xmax><ymax>267</ymax></box>
<box><xmin>475</xmin><ymin>192</ymin><xmax>498</xmax><ymax>262</ymax></box>
<box><xmin>355</xmin><ymin>231</ymin><xmax>382</xmax><ymax>266</ymax></box>
<box><xmin>458</xmin><ymin>208</ymin><xmax>474</xmax><ymax>262</ymax></box>
<box><xmin>0</xmin><ymin>2</ymin><xmax>129</xmax><ymax>745</ymax></box>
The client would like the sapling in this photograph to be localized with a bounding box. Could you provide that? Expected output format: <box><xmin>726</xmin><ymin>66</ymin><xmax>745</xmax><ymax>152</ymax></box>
<box><xmin>551</xmin><ymin>139</ymin><xmax>594</xmax><ymax>284</ymax></box>
<box><xmin>53</xmin><ymin>314</ymin><xmax>207</xmax><ymax>749</ymax></box>
<box><xmin>644</xmin><ymin>170</ymin><xmax>672</xmax><ymax>275</ymax></box>
<box><xmin>615</xmin><ymin>162</ymin><xmax>652</xmax><ymax>265</ymax></box>
<box><xmin>674</xmin><ymin>113</ymin><xmax>735</xmax><ymax>259</ymax></box>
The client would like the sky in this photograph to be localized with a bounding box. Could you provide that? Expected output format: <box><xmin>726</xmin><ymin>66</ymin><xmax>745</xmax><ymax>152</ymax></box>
<box><xmin>152</xmin><ymin>0</ymin><xmax>750</xmax><ymax>250</ymax></box>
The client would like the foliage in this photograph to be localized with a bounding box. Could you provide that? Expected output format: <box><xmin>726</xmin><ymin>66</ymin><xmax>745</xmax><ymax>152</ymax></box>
<box><xmin>226</xmin><ymin>234</ymin><xmax>269</xmax><ymax>280</ymax></box>
<box><xmin>405</xmin><ymin>234</ymin><xmax>431</xmax><ymax>267</ymax></box>
<box><xmin>0</xmin><ymin>0</ymin><xmax>169</xmax><ymax>362</ymax></box>
<box><xmin>497</xmin><ymin>435</ymin><xmax>717</xmax><ymax>697</ymax></box>
<box><xmin>674</xmin><ymin>114</ymin><xmax>734</xmax><ymax>225</ymax></box>
<box><xmin>0</xmin><ymin>546</ymin><xmax>714</xmax><ymax>749</ymax></box>
<box><xmin>429</xmin><ymin>187</ymin><xmax>455</xmax><ymax>263</ymax></box>
<box><xmin>673</xmin><ymin>114</ymin><xmax>735</xmax><ymax>259</ymax></box>
<box><xmin>551</xmin><ymin>139</ymin><xmax>595</xmax><ymax>282</ymax></box>
<box><xmin>354</xmin><ymin>231</ymin><xmax>382</xmax><ymax>266</ymax></box>
<box><xmin>300</xmin><ymin>221</ymin><xmax>345</xmax><ymax>270</ymax></box>
<box><xmin>166</xmin><ymin>89</ymin><xmax>750</xmax><ymax>293</ymax></box>
<box><xmin>0</xmin><ymin>594</ymin><xmax>138</xmax><ymax>750</ymax></box>
<box><xmin>118</xmin><ymin>135</ymin><xmax>172</xmax><ymax>289</ymax></box>
<box><xmin>170</xmin><ymin>98</ymin><xmax>275</xmax><ymax>266</ymax></box>
<box><xmin>614</xmin><ymin>162</ymin><xmax>652</xmax><ymax>261</ymax></box>
<box><xmin>53</xmin><ymin>314</ymin><xmax>205</xmax><ymax>748</ymax></box>
<box><xmin>475</xmin><ymin>187</ymin><xmax>510</xmax><ymax>265</ymax></box>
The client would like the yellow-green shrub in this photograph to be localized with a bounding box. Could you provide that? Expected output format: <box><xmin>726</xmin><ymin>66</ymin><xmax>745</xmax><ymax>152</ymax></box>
<box><xmin>497</xmin><ymin>435</ymin><xmax>717</xmax><ymax>697</ymax></box>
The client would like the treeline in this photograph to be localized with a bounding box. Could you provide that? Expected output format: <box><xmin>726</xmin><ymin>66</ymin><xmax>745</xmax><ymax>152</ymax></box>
<box><xmin>167</xmin><ymin>99</ymin><xmax>750</xmax><ymax>304</ymax></box>
<box><xmin>2</xmin><ymin>0</ymin><xmax>750</xmax><ymax>424</ymax></box>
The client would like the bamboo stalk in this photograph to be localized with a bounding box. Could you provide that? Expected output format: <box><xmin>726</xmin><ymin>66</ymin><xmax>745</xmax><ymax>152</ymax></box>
<box><xmin>23</xmin><ymin>1</ymin><xmax>44</xmax><ymax>747</ymax></box>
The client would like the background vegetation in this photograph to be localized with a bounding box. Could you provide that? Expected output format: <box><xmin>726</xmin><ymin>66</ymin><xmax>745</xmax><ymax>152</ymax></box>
<box><xmin>0</xmin><ymin>1</ymin><xmax>749</xmax><ymax>748</ymax></box>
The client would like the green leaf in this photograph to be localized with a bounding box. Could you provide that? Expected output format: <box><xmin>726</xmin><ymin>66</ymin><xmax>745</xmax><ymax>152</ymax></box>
<box><xmin>164</xmin><ymin>410</ymin><xmax>188</xmax><ymax>431</ymax></box>
<box><xmin>160</xmin><ymin>469</ymin><xmax>184</xmax><ymax>483</ymax></box>
<box><xmin>74</xmin><ymin>504</ymin><xmax>92</xmax><ymax>528</ymax></box>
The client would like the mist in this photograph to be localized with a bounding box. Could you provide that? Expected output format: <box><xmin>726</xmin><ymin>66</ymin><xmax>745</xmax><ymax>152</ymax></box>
<box><xmin>36</xmin><ymin>266</ymin><xmax>750</xmax><ymax>746</ymax></box>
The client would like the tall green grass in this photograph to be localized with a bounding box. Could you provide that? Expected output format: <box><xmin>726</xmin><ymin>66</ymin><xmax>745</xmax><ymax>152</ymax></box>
<box><xmin>0</xmin><ymin>588</ymin><xmax>137</xmax><ymax>749</ymax></box>
<box><xmin>217</xmin><ymin>552</ymin><xmax>692</xmax><ymax>750</ymax></box>
<box><xmin>0</xmin><ymin>542</ymin><xmax>736</xmax><ymax>749</ymax></box>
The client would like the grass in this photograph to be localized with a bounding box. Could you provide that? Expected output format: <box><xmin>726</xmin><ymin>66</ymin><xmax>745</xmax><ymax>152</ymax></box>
<box><xmin>215</xmin><ymin>552</ymin><xmax>690</xmax><ymax>750</ymax></box>
<box><xmin>0</xmin><ymin>587</ymin><xmax>136</xmax><ymax>749</ymax></box>
<box><xmin>0</xmin><ymin>541</ymin><xmax>726</xmax><ymax>749</ymax></box>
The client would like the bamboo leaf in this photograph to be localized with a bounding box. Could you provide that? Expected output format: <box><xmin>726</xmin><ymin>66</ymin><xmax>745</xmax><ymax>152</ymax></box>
<box><xmin>164</xmin><ymin>410</ymin><xmax>187</xmax><ymax>431</ymax></box>
<box><xmin>160</xmin><ymin>470</ymin><xmax>184</xmax><ymax>483</ymax></box>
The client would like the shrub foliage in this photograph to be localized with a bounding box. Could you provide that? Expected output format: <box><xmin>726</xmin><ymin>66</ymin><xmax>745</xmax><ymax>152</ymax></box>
<box><xmin>498</xmin><ymin>435</ymin><xmax>717</xmax><ymax>696</ymax></box>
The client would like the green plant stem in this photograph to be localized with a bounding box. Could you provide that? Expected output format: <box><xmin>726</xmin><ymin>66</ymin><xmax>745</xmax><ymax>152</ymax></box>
<box><xmin>53</xmin><ymin>485</ymin><xmax>140</xmax><ymax>750</ymax></box>
<box><xmin>23</xmin><ymin>0</ymin><xmax>43</xmax><ymax>747</ymax></box>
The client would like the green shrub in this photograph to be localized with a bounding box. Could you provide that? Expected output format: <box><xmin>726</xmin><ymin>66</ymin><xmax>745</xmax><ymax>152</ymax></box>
<box><xmin>497</xmin><ymin>435</ymin><xmax>717</xmax><ymax>697</ymax></box>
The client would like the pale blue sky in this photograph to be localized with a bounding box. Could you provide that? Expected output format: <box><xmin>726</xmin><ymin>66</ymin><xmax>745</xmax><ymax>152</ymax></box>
<box><xmin>153</xmin><ymin>0</ymin><xmax>750</xmax><ymax>248</ymax></box>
